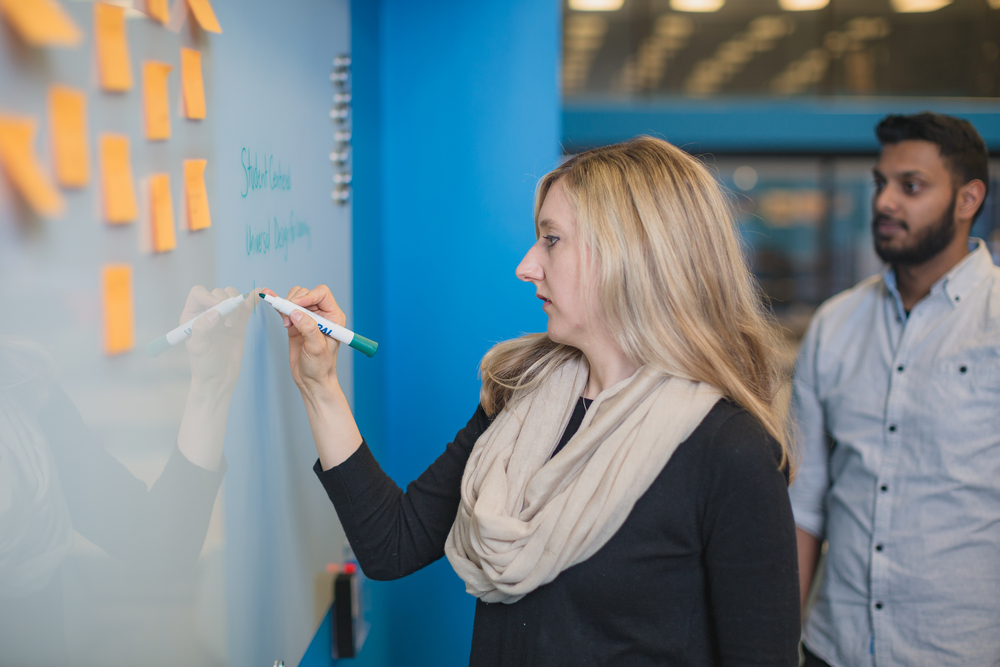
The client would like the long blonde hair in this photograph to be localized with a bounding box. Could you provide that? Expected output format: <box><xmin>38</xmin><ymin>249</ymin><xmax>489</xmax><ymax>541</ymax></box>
<box><xmin>481</xmin><ymin>136</ymin><xmax>792</xmax><ymax>471</ymax></box>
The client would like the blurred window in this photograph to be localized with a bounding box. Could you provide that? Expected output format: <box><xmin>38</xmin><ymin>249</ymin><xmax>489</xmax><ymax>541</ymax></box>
<box><xmin>706</xmin><ymin>156</ymin><xmax>1000</xmax><ymax>345</ymax></box>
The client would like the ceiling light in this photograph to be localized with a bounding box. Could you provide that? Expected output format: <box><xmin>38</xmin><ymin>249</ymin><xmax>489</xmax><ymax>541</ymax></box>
<box><xmin>655</xmin><ymin>15</ymin><xmax>695</xmax><ymax>38</ymax></box>
<box><xmin>844</xmin><ymin>17</ymin><xmax>890</xmax><ymax>39</ymax></box>
<box><xmin>747</xmin><ymin>16</ymin><xmax>794</xmax><ymax>41</ymax></box>
<box><xmin>717</xmin><ymin>40</ymin><xmax>754</xmax><ymax>63</ymax></box>
<box><xmin>565</xmin><ymin>35</ymin><xmax>604</xmax><ymax>50</ymax></box>
<box><xmin>890</xmin><ymin>0</ymin><xmax>952</xmax><ymax>11</ymax></box>
<box><xmin>779</xmin><ymin>0</ymin><xmax>829</xmax><ymax>9</ymax></box>
<box><xmin>733</xmin><ymin>166</ymin><xmax>758</xmax><ymax>191</ymax></box>
<box><xmin>565</xmin><ymin>19</ymin><xmax>608</xmax><ymax>37</ymax></box>
<box><xmin>671</xmin><ymin>0</ymin><xmax>725</xmax><ymax>12</ymax></box>
<box><xmin>650</xmin><ymin>35</ymin><xmax>682</xmax><ymax>50</ymax></box>
<box><xmin>569</xmin><ymin>0</ymin><xmax>624</xmax><ymax>10</ymax></box>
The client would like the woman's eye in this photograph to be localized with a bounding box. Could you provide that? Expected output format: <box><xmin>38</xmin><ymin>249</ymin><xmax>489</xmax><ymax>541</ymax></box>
<box><xmin>543</xmin><ymin>235</ymin><xmax>560</xmax><ymax>248</ymax></box>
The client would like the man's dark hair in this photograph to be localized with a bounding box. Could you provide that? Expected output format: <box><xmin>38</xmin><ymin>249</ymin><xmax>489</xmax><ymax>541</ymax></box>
<box><xmin>876</xmin><ymin>112</ymin><xmax>989</xmax><ymax>219</ymax></box>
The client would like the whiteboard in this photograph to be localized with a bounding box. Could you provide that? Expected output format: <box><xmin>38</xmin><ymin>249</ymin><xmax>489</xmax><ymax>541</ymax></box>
<box><xmin>0</xmin><ymin>1</ymin><xmax>352</xmax><ymax>665</ymax></box>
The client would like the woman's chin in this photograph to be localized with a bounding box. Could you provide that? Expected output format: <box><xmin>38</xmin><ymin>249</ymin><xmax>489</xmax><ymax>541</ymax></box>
<box><xmin>546</xmin><ymin>326</ymin><xmax>573</xmax><ymax>347</ymax></box>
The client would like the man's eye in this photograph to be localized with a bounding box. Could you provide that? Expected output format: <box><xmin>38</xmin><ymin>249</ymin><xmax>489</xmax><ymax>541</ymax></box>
<box><xmin>904</xmin><ymin>181</ymin><xmax>920</xmax><ymax>194</ymax></box>
<box><xmin>543</xmin><ymin>235</ymin><xmax>560</xmax><ymax>247</ymax></box>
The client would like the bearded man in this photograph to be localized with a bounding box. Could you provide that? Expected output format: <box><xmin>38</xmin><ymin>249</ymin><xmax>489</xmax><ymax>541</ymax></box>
<box><xmin>791</xmin><ymin>112</ymin><xmax>999</xmax><ymax>667</ymax></box>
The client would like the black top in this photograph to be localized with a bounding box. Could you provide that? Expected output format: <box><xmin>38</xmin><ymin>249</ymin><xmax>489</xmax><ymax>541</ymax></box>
<box><xmin>315</xmin><ymin>399</ymin><xmax>800</xmax><ymax>666</ymax></box>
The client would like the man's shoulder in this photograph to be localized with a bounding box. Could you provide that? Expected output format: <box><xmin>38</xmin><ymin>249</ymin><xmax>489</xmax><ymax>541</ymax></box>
<box><xmin>985</xmin><ymin>259</ymin><xmax>1000</xmax><ymax>286</ymax></box>
<box><xmin>810</xmin><ymin>273</ymin><xmax>885</xmax><ymax>329</ymax></box>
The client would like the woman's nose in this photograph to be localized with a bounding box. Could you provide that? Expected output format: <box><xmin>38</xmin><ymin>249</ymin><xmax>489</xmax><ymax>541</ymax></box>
<box><xmin>516</xmin><ymin>246</ymin><xmax>542</xmax><ymax>283</ymax></box>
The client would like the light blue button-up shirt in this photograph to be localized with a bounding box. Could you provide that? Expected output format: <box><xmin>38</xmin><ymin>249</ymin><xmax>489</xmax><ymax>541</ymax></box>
<box><xmin>790</xmin><ymin>239</ymin><xmax>1000</xmax><ymax>667</ymax></box>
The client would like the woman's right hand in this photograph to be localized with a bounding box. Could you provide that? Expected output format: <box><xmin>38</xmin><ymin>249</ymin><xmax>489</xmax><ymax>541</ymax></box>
<box><xmin>261</xmin><ymin>285</ymin><xmax>346</xmax><ymax>395</ymax></box>
<box><xmin>261</xmin><ymin>285</ymin><xmax>363</xmax><ymax>470</ymax></box>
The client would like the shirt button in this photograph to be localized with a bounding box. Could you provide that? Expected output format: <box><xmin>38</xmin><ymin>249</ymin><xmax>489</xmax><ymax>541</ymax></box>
<box><xmin>896</xmin><ymin>365</ymin><xmax>904</xmax><ymax>372</ymax></box>
<box><xmin>875</xmin><ymin>544</ymin><xmax>884</xmax><ymax>551</ymax></box>
<box><xmin>954</xmin><ymin>295</ymin><xmax>961</xmax><ymax>302</ymax></box>
<box><xmin>888</xmin><ymin>425</ymin><xmax>897</xmax><ymax>432</ymax></box>
<box><xmin>960</xmin><ymin>365</ymin><xmax>968</xmax><ymax>374</ymax></box>
<box><xmin>880</xmin><ymin>484</ymin><xmax>889</xmax><ymax>492</ymax></box>
<box><xmin>875</xmin><ymin>602</ymin><xmax>884</xmax><ymax>610</ymax></box>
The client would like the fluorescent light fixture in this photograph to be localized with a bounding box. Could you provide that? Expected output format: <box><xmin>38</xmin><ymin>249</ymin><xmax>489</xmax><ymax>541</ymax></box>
<box><xmin>747</xmin><ymin>16</ymin><xmax>794</xmax><ymax>40</ymax></box>
<box><xmin>890</xmin><ymin>0</ymin><xmax>952</xmax><ymax>11</ymax></box>
<box><xmin>779</xmin><ymin>0</ymin><xmax>829</xmax><ymax>9</ymax></box>
<box><xmin>671</xmin><ymin>0</ymin><xmax>725</xmax><ymax>12</ymax></box>
<box><xmin>655</xmin><ymin>15</ymin><xmax>695</xmax><ymax>38</ymax></box>
<box><xmin>565</xmin><ymin>16</ymin><xmax>608</xmax><ymax>37</ymax></box>
<box><xmin>569</xmin><ymin>0</ymin><xmax>624</xmax><ymax>10</ymax></box>
<box><xmin>844</xmin><ymin>17</ymin><xmax>890</xmax><ymax>39</ymax></box>
<box><xmin>717</xmin><ymin>40</ymin><xmax>754</xmax><ymax>64</ymax></box>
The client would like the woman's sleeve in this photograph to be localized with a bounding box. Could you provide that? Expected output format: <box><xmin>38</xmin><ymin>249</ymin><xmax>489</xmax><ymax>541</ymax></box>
<box><xmin>41</xmin><ymin>386</ymin><xmax>225</xmax><ymax>575</ymax></box>
<box><xmin>314</xmin><ymin>404</ymin><xmax>492</xmax><ymax>581</ymax></box>
<box><xmin>701</xmin><ymin>411</ymin><xmax>801</xmax><ymax>667</ymax></box>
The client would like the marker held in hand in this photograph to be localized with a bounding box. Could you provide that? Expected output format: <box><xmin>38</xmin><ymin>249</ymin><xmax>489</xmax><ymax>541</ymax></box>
<box><xmin>260</xmin><ymin>293</ymin><xmax>378</xmax><ymax>358</ymax></box>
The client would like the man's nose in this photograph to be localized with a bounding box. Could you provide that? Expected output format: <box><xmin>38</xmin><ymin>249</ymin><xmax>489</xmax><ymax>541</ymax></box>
<box><xmin>874</xmin><ymin>185</ymin><xmax>899</xmax><ymax>215</ymax></box>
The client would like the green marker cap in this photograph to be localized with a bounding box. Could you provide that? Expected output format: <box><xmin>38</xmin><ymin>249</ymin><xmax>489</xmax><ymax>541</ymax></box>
<box><xmin>348</xmin><ymin>333</ymin><xmax>378</xmax><ymax>358</ymax></box>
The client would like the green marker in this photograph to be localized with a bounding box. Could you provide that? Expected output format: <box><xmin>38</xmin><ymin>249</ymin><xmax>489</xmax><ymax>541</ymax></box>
<box><xmin>259</xmin><ymin>293</ymin><xmax>378</xmax><ymax>357</ymax></box>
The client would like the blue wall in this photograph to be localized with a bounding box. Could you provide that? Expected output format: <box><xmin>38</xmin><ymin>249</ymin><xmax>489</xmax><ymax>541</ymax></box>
<box><xmin>564</xmin><ymin>98</ymin><xmax>1000</xmax><ymax>154</ymax></box>
<box><xmin>351</xmin><ymin>0</ymin><xmax>560</xmax><ymax>665</ymax></box>
<box><xmin>347</xmin><ymin>3</ymin><xmax>390</xmax><ymax>666</ymax></box>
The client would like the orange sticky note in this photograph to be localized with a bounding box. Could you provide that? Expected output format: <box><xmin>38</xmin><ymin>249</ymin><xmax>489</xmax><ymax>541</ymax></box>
<box><xmin>99</xmin><ymin>134</ymin><xmax>137</xmax><ymax>223</ymax></box>
<box><xmin>149</xmin><ymin>173</ymin><xmax>176</xmax><ymax>252</ymax></box>
<box><xmin>180</xmin><ymin>48</ymin><xmax>206</xmax><ymax>119</ymax></box>
<box><xmin>143</xmin><ymin>61</ymin><xmax>172</xmax><ymax>140</ymax></box>
<box><xmin>0</xmin><ymin>115</ymin><xmax>65</xmax><ymax>218</ymax></box>
<box><xmin>186</xmin><ymin>0</ymin><xmax>221</xmax><ymax>33</ymax></box>
<box><xmin>48</xmin><ymin>85</ymin><xmax>89</xmax><ymax>187</ymax></box>
<box><xmin>0</xmin><ymin>0</ymin><xmax>82</xmax><ymax>47</ymax></box>
<box><xmin>184</xmin><ymin>159</ymin><xmax>210</xmax><ymax>230</ymax></box>
<box><xmin>145</xmin><ymin>0</ymin><xmax>168</xmax><ymax>23</ymax></box>
<box><xmin>94</xmin><ymin>3</ymin><xmax>132</xmax><ymax>92</ymax></box>
<box><xmin>101</xmin><ymin>264</ymin><xmax>134</xmax><ymax>355</ymax></box>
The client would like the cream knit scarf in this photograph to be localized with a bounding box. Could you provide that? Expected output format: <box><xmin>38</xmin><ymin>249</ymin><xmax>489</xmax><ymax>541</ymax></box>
<box><xmin>445</xmin><ymin>357</ymin><xmax>722</xmax><ymax>604</ymax></box>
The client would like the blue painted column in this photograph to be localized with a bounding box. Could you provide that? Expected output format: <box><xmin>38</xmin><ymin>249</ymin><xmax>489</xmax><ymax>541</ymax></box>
<box><xmin>347</xmin><ymin>3</ymin><xmax>390</xmax><ymax>666</ymax></box>
<box><xmin>352</xmin><ymin>0</ymin><xmax>560</xmax><ymax>664</ymax></box>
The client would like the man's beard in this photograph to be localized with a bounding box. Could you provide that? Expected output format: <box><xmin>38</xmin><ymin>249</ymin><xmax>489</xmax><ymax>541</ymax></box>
<box><xmin>873</xmin><ymin>194</ymin><xmax>957</xmax><ymax>266</ymax></box>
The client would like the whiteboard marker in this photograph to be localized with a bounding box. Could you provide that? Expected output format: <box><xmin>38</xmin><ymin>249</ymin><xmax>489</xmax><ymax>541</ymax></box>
<box><xmin>259</xmin><ymin>293</ymin><xmax>378</xmax><ymax>358</ymax></box>
<box><xmin>146</xmin><ymin>293</ymin><xmax>249</xmax><ymax>357</ymax></box>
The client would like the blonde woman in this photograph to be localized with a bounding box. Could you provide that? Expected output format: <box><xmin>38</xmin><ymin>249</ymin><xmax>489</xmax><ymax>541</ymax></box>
<box><xmin>266</xmin><ymin>137</ymin><xmax>800</xmax><ymax>665</ymax></box>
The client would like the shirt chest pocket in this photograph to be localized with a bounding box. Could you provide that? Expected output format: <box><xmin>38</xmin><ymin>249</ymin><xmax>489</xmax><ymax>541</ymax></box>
<box><xmin>922</xmin><ymin>358</ymin><xmax>1000</xmax><ymax>450</ymax></box>
<box><xmin>932</xmin><ymin>358</ymin><xmax>1000</xmax><ymax>392</ymax></box>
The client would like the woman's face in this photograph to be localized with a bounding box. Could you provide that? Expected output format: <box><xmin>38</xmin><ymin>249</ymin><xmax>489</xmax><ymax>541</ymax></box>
<box><xmin>516</xmin><ymin>179</ymin><xmax>598</xmax><ymax>348</ymax></box>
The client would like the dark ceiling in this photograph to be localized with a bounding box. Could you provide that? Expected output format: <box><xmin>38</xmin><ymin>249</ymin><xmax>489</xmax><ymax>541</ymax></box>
<box><xmin>563</xmin><ymin>0</ymin><xmax>1000</xmax><ymax>98</ymax></box>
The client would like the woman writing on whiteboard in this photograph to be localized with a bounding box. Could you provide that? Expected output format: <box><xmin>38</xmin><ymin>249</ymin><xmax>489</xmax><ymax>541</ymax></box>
<box><xmin>265</xmin><ymin>137</ymin><xmax>800</xmax><ymax>665</ymax></box>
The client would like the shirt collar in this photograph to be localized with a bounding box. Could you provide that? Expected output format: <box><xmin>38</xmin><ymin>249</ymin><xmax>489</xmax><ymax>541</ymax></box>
<box><xmin>882</xmin><ymin>238</ymin><xmax>994</xmax><ymax>315</ymax></box>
